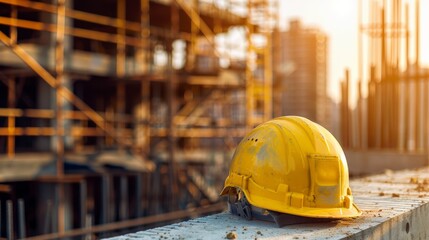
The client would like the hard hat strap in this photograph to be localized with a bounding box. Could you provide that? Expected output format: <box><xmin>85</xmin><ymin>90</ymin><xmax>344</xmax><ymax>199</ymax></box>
<box><xmin>228</xmin><ymin>195</ymin><xmax>272</xmax><ymax>222</ymax></box>
<box><xmin>227</xmin><ymin>193</ymin><xmax>334</xmax><ymax>227</ymax></box>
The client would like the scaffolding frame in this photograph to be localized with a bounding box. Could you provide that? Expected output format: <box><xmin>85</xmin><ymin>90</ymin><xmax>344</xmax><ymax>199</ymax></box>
<box><xmin>0</xmin><ymin>0</ymin><xmax>278</xmax><ymax>237</ymax></box>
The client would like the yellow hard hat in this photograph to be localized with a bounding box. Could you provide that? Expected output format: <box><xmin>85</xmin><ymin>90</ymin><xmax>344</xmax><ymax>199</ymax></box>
<box><xmin>220</xmin><ymin>116</ymin><xmax>361</xmax><ymax>221</ymax></box>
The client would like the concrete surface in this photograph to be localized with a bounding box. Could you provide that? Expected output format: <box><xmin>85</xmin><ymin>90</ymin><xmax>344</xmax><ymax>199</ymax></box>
<box><xmin>345</xmin><ymin>149</ymin><xmax>428</xmax><ymax>176</ymax></box>
<box><xmin>109</xmin><ymin>167</ymin><xmax>429</xmax><ymax>240</ymax></box>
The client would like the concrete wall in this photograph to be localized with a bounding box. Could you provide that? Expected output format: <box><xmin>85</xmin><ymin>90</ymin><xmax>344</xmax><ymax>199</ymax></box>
<box><xmin>345</xmin><ymin>149</ymin><xmax>429</xmax><ymax>176</ymax></box>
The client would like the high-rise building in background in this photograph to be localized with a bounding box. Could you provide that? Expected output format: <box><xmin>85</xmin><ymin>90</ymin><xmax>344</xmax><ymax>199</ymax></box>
<box><xmin>276</xmin><ymin>20</ymin><xmax>333</xmax><ymax>132</ymax></box>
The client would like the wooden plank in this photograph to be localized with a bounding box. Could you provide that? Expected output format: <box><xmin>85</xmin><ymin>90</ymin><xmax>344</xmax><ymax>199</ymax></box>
<box><xmin>110</xmin><ymin>167</ymin><xmax>429</xmax><ymax>240</ymax></box>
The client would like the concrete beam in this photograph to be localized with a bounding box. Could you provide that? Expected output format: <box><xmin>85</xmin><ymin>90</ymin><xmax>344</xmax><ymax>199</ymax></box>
<box><xmin>346</xmin><ymin>149</ymin><xmax>429</xmax><ymax>176</ymax></box>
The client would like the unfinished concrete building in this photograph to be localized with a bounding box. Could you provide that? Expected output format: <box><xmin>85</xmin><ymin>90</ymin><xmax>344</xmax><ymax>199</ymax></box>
<box><xmin>0</xmin><ymin>0</ymin><xmax>278</xmax><ymax>238</ymax></box>
<box><xmin>276</xmin><ymin>20</ymin><xmax>331</xmax><ymax>131</ymax></box>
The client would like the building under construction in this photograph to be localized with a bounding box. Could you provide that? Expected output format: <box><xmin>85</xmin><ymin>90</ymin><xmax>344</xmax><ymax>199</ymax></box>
<box><xmin>276</xmin><ymin>19</ymin><xmax>331</xmax><ymax>132</ymax></box>
<box><xmin>0</xmin><ymin>0</ymin><xmax>278</xmax><ymax>238</ymax></box>
<box><xmin>340</xmin><ymin>0</ymin><xmax>429</xmax><ymax>176</ymax></box>
<box><xmin>341</xmin><ymin>0</ymin><xmax>424</xmax><ymax>150</ymax></box>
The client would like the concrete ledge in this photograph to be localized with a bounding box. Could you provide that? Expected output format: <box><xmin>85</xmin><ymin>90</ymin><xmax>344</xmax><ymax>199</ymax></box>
<box><xmin>109</xmin><ymin>167</ymin><xmax>429</xmax><ymax>240</ymax></box>
<box><xmin>345</xmin><ymin>149</ymin><xmax>428</xmax><ymax>176</ymax></box>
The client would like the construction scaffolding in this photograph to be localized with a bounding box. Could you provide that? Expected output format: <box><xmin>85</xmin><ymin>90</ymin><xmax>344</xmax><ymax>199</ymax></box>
<box><xmin>0</xmin><ymin>0</ymin><xmax>278</xmax><ymax>238</ymax></box>
<box><xmin>341</xmin><ymin>0</ymin><xmax>428</xmax><ymax>152</ymax></box>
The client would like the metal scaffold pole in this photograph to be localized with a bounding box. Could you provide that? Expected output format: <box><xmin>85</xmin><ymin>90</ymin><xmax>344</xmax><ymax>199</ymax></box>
<box><xmin>353</xmin><ymin>0</ymin><xmax>425</xmax><ymax>152</ymax></box>
<box><xmin>0</xmin><ymin>0</ymin><xmax>279</xmax><ymax>238</ymax></box>
<box><xmin>168</xmin><ymin>0</ymin><xmax>180</xmax><ymax>211</ymax></box>
<box><xmin>55</xmin><ymin>0</ymin><xmax>66</xmax><ymax>234</ymax></box>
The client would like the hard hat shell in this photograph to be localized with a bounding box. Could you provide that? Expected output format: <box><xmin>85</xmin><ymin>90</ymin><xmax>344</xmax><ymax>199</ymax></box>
<box><xmin>220</xmin><ymin>116</ymin><xmax>361</xmax><ymax>218</ymax></box>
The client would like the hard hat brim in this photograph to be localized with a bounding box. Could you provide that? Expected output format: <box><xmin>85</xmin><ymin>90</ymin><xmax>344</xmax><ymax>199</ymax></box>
<box><xmin>221</xmin><ymin>185</ymin><xmax>362</xmax><ymax>219</ymax></box>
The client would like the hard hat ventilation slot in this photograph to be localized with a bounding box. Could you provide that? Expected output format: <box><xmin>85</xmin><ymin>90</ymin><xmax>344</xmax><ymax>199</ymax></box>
<box><xmin>247</xmin><ymin>138</ymin><xmax>259</xmax><ymax>142</ymax></box>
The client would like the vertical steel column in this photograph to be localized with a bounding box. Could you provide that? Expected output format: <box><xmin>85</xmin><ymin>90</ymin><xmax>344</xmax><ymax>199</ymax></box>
<box><xmin>7</xmin><ymin>77</ymin><xmax>15</xmax><ymax>158</ymax></box>
<box><xmin>54</xmin><ymin>183</ymin><xmax>65</xmax><ymax>233</ymax></box>
<box><xmin>152</xmin><ymin>166</ymin><xmax>160</xmax><ymax>214</ymax></box>
<box><xmin>368</xmin><ymin>66</ymin><xmax>376</xmax><ymax>148</ymax></box>
<box><xmin>380</xmin><ymin>6</ymin><xmax>388</xmax><ymax>148</ymax></box>
<box><xmin>272</xmin><ymin>29</ymin><xmax>282</xmax><ymax>118</ymax></box>
<box><xmin>167</xmin><ymin>0</ymin><xmax>180</xmax><ymax>211</ymax></box>
<box><xmin>213</xmin><ymin>0</ymin><xmax>221</xmax><ymax>34</ymax></box>
<box><xmin>55</xmin><ymin>0</ymin><xmax>65</xmax><ymax>176</ymax></box>
<box><xmin>245</xmin><ymin>1</ymin><xmax>255</xmax><ymax>128</ymax></box>
<box><xmin>101</xmin><ymin>175</ymin><xmax>111</xmax><ymax>224</ymax></box>
<box><xmin>415</xmin><ymin>0</ymin><xmax>422</xmax><ymax>150</ymax></box>
<box><xmin>141</xmin><ymin>0</ymin><xmax>151</xmax><ymax>157</ymax></box>
<box><xmin>375</xmin><ymin>82</ymin><xmax>382</xmax><ymax>148</ymax></box>
<box><xmin>10</xmin><ymin>6</ymin><xmax>17</xmax><ymax>44</ymax></box>
<box><xmin>106</xmin><ymin>107</ymin><xmax>114</xmax><ymax>146</ymax></box>
<box><xmin>44</xmin><ymin>200</ymin><xmax>53</xmax><ymax>233</ymax></box>
<box><xmin>17</xmin><ymin>199</ymin><xmax>26</xmax><ymax>239</ymax></box>
<box><xmin>381</xmin><ymin>4</ymin><xmax>386</xmax><ymax>79</ymax></box>
<box><xmin>8</xmin><ymin>3</ymin><xmax>17</xmax><ymax>158</ymax></box>
<box><xmin>272</xmin><ymin>2</ymin><xmax>281</xmax><ymax>118</ymax></box>
<box><xmin>6</xmin><ymin>200</ymin><xmax>13</xmax><ymax>240</ymax></box>
<box><xmin>244</xmin><ymin>0</ymin><xmax>275</xmax><ymax>126</ymax></box>
<box><xmin>141</xmin><ymin>80</ymin><xmax>151</xmax><ymax>156</ymax></box>
<box><xmin>117</xmin><ymin>83</ymin><xmax>126</xmax><ymax>151</ymax></box>
<box><xmin>143</xmin><ymin>172</ymin><xmax>151</xmax><ymax>215</ymax></box>
<box><xmin>345</xmin><ymin>69</ymin><xmax>350</xmax><ymax>148</ymax></box>
<box><xmin>397</xmin><ymin>0</ymin><xmax>401</xmax><ymax>69</ymax></box>
<box><xmin>358</xmin><ymin>0</ymin><xmax>364</xmax><ymax>148</ymax></box>
<box><xmin>264</xmin><ymin>31</ymin><xmax>273</xmax><ymax>121</ymax></box>
<box><xmin>405</xmin><ymin>3</ymin><xmax>410</xmax><ymax>150</ymax></box>
<box><xmin>55</xmin><ymin>0</ymin><xmax>66</xmax><ymax>234</ymax></box>
<box><xmin>421</xmin><ymin>0</ymin><xmax>428</xmax><ymax>151</ymax></box>
<box><xmin>140</xmin><ymin>0</ymin><xmax>150</xmax><ymax>73</ymax></box>
<box><xmin>392</xmin><ymin>0</ymin><xmax>401</xmax><ymax>149</ymax></box>
<box><xmin>357</xmin><ymin>80</ymin><xmax>362</xmax><ymax>149</ymax></box>
<box><xmin>187</xmin><ymin>0</ymin><xmax>198</xmax><ymax>71</ymax></box>
<box><xmin>84</xmin><ymin>214</ymin><xmax>92</xmax><ymax>240</ymax></box>
<box><xmin>389</xmin><ymin>0</ymin><xmax>397</xmax><ymax>148</ymax></box>
<box><xmin>421</xmin><ymin>78</ymin><xmax>429</xmax><ymax>150</ymax></box>
<box><xmin>398</xmin><ymin>76</ymin><xmax>406</xmax><ymax>149</ymax></box>
<box><xmin>341</xmin><ymin>69</ymin><xmax>350</xmax><ymax>148</ymax></box>
<box><xmin>117</xmin><ymin>0</ymin><xmax>126</xmax><ymax>152</ymax></box>
<box><xmin>415</xmin><ymin>0</ymin><xmax>419</xmax><ymax>69</ymax></box>
<box><xmin>79</xmin><ymin>180</ymin><xmax>87</xmax><ymax>228</ymax></box>
<box><xmin>136</xmin><ymin>174</ymin><xmax>143</xmax><ymax>217</ymax></box>
<box><xmin>119</xmin><ymin>176</ymin><xmax>128</xmax><ymax>220</ymax></box>
<box><xmin>117</xmin><ymin>0</ymin><xmax>126</xmax><ymax>78</ymax></box>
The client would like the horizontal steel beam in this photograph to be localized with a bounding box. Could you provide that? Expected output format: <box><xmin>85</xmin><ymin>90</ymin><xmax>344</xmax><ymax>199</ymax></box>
<box><xmin>0</xmin><ymin>31</ymin><xmax>131</xmax><ymax>147</ymax></box>
<box><xmin>0</xmin><ymin>16</ymin><xmax>143</xmax><ymax>47</ymax></box>
<box><xmin>0</xmin><ymin>108</ymin><xmax>134</xmax><ymax>122</ymax></box>
<box><xmin>0</xmin><ymin>0</ymin><xmax>191</xmax><ymax>41</ymax></box>
<box><xmin>0</xmin><ymin>127</ymin><xmax>246</xmax><ymax>138</ymax></box>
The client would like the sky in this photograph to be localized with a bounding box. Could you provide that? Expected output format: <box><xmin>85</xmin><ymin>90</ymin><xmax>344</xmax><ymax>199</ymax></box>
<box><xmin>279</xmin><ymin>0</ymin><xmax>429</xmax><ymax>106</ymax></box>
